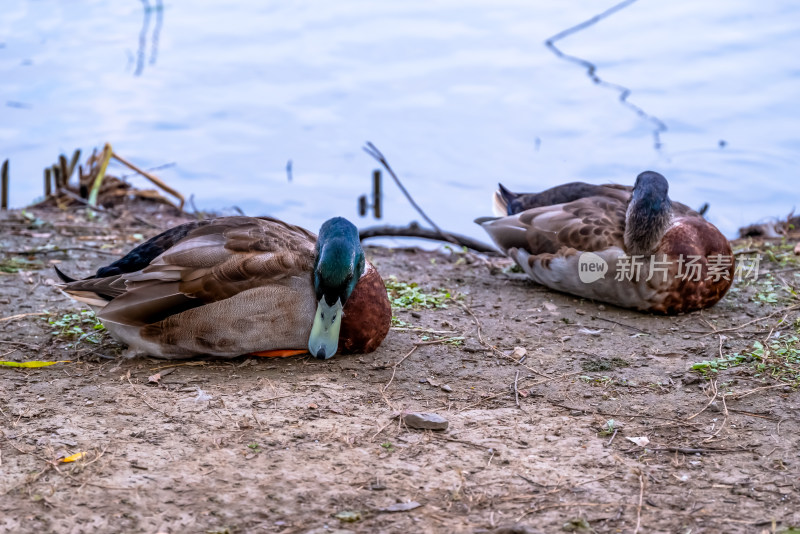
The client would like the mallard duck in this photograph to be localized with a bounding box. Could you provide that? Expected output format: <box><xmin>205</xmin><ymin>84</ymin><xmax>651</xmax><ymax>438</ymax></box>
<box><xmin>56</xmin><ymin>216</ymin><xmax>391</xmax><ymax>359</ymax></box>
<box><xmin>476</xmin><ymin>171</ymin><xmax>733</xmax><ymax>314</ymax></box>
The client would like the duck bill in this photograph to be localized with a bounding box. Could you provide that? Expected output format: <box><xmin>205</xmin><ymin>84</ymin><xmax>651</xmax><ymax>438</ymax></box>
<box><xmin>308</xmin><ymin>298</ymin><xmax>343</xmax><ymax>360</ymax></box>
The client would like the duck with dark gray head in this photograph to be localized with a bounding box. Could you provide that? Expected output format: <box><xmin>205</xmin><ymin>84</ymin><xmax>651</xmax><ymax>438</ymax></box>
<box><xmin>476</xmin><ymin>171</ymin><xmax>733</xmax><ymax>314</ymax></box>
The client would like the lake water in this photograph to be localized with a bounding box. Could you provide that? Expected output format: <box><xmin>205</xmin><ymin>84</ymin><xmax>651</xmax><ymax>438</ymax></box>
<box><xmin>2</xmin><ymin>0</ymin><xmax>798</xmax><ymax>242</ymax></box>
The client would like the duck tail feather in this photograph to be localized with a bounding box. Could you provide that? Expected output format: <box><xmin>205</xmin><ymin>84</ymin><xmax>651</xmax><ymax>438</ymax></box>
<box><xmin>493</xmin><ymin>183</ymin><xmax>518</xmax><ymax>216</ymax></box>
<box><xmin>53</xmin><ymin>265</ymin><xmax>77</xmax><ymax>284</ymax></box>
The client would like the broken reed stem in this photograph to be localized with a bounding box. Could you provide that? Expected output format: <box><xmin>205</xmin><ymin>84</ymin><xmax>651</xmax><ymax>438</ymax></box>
<box><xmin>44</xmin><ymin>168</ymin><xmax>52</xmax><ymax>197</ymax></box>
<box><xmin>59</xmin><ymin>154</ymin><xmax>69</xmax><ymax>186</ymax></box>
<box><xmin>111</xmin><ymin>151</ymin><xmax>185</xmax><ymax>210</ymax></box>
<box><xmin>87</xmin><ymin>143</ymin><xmax>113</xmax><ymax>218</ymax></box>
<box><xmin>67</xmin><ymin>149</ymin><xmax>81</xmax><ymax>178</ymax></box>
<box><xmin>514</xmin><ymin>370</ymin><xmax>520</xmax><ymax>408</ymax></box>
<box><xmin>1</xmin><ymin>159</ymin><xmax>8</xmax><ymax>210</ymax></box>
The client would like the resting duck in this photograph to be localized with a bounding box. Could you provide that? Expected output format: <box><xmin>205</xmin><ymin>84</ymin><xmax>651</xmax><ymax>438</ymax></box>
<box><xmin>476</xmin><ymin>171</ymin><xmax>733</xmax><ymax>314</ymax></box>
<box><xmin>56</xmin><ymin>216</ymin><xmax>391</xmax><ymax>359</ymax></box>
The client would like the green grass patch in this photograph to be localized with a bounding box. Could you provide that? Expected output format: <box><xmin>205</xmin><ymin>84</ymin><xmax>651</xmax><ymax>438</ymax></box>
<box><xmin>581</xmin><ymin>357</ymin><xmax>629</xmax><ymax>372</ymax></box>
<box><xmin>692</xmin><ymin>334</ymin><xmax>800</xmax><ymax>385</ymax></box>
<box><xmin>44</xmin><ymin>309</ymin><xmax>106</xmax><ymax>345</ymax></box>
<box><xmin>0</xmin><ymin>256</ymin><xmax>46</xmax><ymax>273</ymax></box>
<box><xmin>385</xmin><ymin>275</ymin><xmax>451</xmax><ymax>309</ymax></box>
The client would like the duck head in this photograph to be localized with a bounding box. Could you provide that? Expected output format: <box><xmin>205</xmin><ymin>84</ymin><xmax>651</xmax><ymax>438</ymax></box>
<box><xmin>624</xmin><ymin>171</ymin><xmax>673</xmax><ymax>255</ymax></box>
<box><xmin>309</xmin><ymin>217</ymin><xmax>365</xmax><ymax>360</ymax></box>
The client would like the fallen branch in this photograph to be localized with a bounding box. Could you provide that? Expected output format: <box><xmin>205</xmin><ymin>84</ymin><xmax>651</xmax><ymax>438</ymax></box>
<box><xmin>360</xmin><ymin>222</ymin><xmax>500</xmax><ymax>255</ymax></box>
<box><xmin>363</xmin><ymin>142</ymin><xmax>465</xmax><ymax>249</ymax></box>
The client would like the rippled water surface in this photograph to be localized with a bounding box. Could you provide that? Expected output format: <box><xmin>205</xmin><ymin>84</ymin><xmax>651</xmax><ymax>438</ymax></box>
<box><xmin>2</xmin><ymin>0</ymin><xmax>798</xmax><ymax>239</ymax></box>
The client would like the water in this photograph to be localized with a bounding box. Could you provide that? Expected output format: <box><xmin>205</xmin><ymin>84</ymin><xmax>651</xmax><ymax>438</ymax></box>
<box><xmin>2</xmin><ymin>0</ymin><xmax>798</xmax><ymax>242</ymax></box>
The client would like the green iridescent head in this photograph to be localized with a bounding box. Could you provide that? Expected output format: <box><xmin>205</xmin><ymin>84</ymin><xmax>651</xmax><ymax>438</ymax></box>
<box><xmin>308</xmin><ymin>217</ymin><xmax>365</xmax><ymax>360</ymax></box>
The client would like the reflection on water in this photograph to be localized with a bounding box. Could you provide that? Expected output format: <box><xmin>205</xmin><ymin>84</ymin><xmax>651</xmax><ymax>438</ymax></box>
<box><xmin>134</xmin><ymin>0</ymin><xmax>164</xmax><ymax>76</ymax></box>
<box><xmin>545</xmin><ymin>0</ymin><xmax>667</xmax><ymax>151</ymax></box>
<box><xmin>0</xmin><ymin>0</ymin><xmax>797</xmax><ymax>240</ymax></box>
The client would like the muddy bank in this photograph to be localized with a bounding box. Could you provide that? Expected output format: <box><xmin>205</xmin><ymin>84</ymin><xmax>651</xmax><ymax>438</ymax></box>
<box><xmin>1</xmin><ymin>207</ymin><xmax>799</xmax><ymax>534</ymax></box>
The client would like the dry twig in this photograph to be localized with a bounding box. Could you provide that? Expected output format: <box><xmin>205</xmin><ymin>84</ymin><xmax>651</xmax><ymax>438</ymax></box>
<box><xmin>633</xmin><ymin>470</ymin><xmax>645</xmax><ymax>534</ymax></box>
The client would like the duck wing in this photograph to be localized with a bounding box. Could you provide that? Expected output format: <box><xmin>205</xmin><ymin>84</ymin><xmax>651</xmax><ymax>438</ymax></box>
<box><xmin>495</xmin><ymin>182</ymin><xmax>631</xmax><ymax>215</ymax></box>
<box><xmin>60</xmin><ymin>216</ymin><xmax>317</xmax><ymax>327</ymax></box>
<box><xmin>480</xmin><ymin>194</ymin><xmax>628</xmax><ymax>255</ymax></box>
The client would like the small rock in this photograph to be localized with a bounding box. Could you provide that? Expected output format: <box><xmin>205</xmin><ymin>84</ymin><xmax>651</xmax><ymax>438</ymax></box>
<box><xmin>411</xmin><ymin>311</ymin><xmax>422</xmax><ymax>319</ymax></box>
<box><xmin>368</xmin><ymin>480</ymin><xmax>387</xmax><ymax>491</ymax></box>
<box><xmin>597</xmin><ymin>305</ymin><xmax>606</xmax><ymax>311</ymax></box>
<box><xmin>402</xmin><ymin>412</ymin><xmax>449</xmax><ymax>431</ymax></box>
<box><xmin>575</xmin><ymin>309</ymin><xmax>586</xmax><ymax>315</ymax></box>
<box><xmin>441</xmin><ymin>384</ymin><xmax>452</xmax><ymax>393</ymax></box>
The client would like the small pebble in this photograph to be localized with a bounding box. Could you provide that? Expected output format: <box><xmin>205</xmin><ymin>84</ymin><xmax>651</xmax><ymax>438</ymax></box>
<box><xmin>402</xmin><ymin>412</ymin><xmax>449</xmax><ymax>431</ymax></box>
<box><xmin>575</xmin><ymin>309</ymin><xmax>586</xmax><ymax>315</ymax></box>
<box><xmin>441</xmin><ymin>384</ymin><xmax>452</xmax><ymax>393</ymax></box>
<box><xmin>597</xmin><ymin>305</ymin><xmax>606</xmax><ymax>311</ymax></box>
<box><xmin>411</xmin><ymin>311</ymin><xmax>422</xmax><ymax>319</ymax></box>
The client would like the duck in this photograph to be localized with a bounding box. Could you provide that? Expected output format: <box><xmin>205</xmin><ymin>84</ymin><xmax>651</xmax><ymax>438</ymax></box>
<box><xmin>476</xmin><ymin>171</ymin><xmax>733</xmax><ymax>314</ymax></box>
<box><xmin>56</xmin><ymin>216</ymin><xmax>391</xmax><ymax>359</ymax></box>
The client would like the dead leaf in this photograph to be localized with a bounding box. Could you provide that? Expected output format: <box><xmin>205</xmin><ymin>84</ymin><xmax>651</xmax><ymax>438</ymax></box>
<box><xmin>626</xmin><ymin>436</ymin><xmax>650</xmax><ymax>447</ymax></box>
<box><xmin>59</xmin><ymin>452</ymin><xmax>87</xmax><ymax>463</ymax></box>
<box><xmin>0</xmin><ymin>360</ymin><xmax>70</xmax><ymax>368</ymax></box>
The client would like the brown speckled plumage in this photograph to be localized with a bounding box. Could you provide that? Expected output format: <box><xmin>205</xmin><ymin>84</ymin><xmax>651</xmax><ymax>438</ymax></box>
<box><xmin>57</xmin><ymin>216</ymin><xmax>391</xmax><ymax>358</ymax></box>
<box><xmin>479</xmin><ymin>174</ymin><xmax>733</xmax><ymax>314</ymax></box>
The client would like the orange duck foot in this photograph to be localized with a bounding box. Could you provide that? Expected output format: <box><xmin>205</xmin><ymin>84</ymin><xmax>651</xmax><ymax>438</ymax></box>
<box><xmin>249</xmin><ymin>349</ymin><xmax>309</xmax><ymax>358</ymax></box>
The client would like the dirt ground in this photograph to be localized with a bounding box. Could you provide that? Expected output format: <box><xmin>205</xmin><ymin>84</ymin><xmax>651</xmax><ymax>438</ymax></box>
<box><xmin>1</xmin><ymin>207</ymin><xmax>799</xmax><ymax>534</ymax></box>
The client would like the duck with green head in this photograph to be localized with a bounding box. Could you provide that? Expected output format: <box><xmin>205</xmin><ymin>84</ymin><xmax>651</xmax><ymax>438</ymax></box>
<box><xmin>56</xmin><ymin>216</ymin><xmax>391</xmax><ymax>359</ymax></box>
